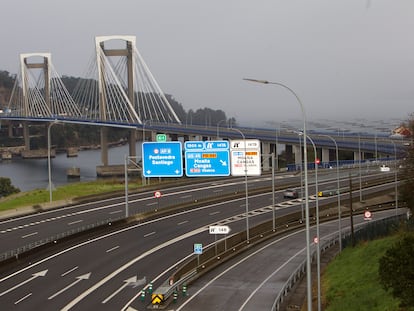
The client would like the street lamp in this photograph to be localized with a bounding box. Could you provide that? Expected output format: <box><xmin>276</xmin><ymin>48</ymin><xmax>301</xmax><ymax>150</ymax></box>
<box><xmin>244</xmin><ymin>78</ymin><xmax>312</xmax><ymax>311</ymax></box>
<box><xmin>230</xmin><ymin>127</ymin><xmax>250</xmax><ymax>241</ymax></box>
<box><xmin>216</xmin><ymin>119</ymin><xmax>228</xmax><ymax>139</ymax></box>
<box><xmin>306</xmin><ymin>134</ymin><xmax>321</xmax><ymax>311</ymax></box>
<box><xmin>319</xmin><ymin>134</ymin><xmax>342</xmax><ymax>251</ymax></box>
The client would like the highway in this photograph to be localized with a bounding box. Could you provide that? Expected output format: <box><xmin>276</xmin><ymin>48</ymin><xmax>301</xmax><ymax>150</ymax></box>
<box><xmin>172</xmin><ymin>209</ymin><xmax>404</xmax><ymax>311</ymax></box>
<box><xmin>0</xmin><ymin>165</ymin><xmax>390</xmax><ymax>258</ymax></box>
<box><xmin>0</xmin><ymin>167</ymin><xmax>398</xmax><ymax>310</ymax></box>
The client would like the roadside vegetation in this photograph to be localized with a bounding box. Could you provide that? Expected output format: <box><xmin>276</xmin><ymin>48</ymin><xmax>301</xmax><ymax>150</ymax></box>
<box><xmin>323</xmin><ymin>236</ymin><xmax>403</xmax><ymax>311</ymax></box>
<box><xmin>0</xmin><ymin>179</ymin><xmax>140</xmax><ymax>211</ymax></box>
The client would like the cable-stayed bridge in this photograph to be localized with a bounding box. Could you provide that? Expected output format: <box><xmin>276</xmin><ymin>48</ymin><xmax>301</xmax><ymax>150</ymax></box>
<box><xmin>1</xmin><ymin>35</ymin><xmax>182</xmax><ymax>166</ymax></box>
<box><xmin>0</xmin><ymin>35</ymin><xmax>405</xmax><ymax>171</ymax></box>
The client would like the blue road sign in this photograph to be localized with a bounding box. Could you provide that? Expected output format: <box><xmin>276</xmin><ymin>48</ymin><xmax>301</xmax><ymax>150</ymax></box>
<box><xmin>142</xmin><ymin>142</ymin><xmax>183</xmax><ymax>177</ymax></box>
<box><xmin>194</xmin><ymin>243</ymin><xmax>203</xmax><ymax>254</ymax></box>
<box><xmin>184</xmin><ymin>141</ymin><xmax>230</xmax><ymax>177</ymax></box>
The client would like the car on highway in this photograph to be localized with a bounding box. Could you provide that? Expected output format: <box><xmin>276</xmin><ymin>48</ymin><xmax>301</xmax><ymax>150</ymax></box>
<box><xmin>283</xmin><ymin>189</ymin><xmax>299</xmax><ymax>199</ymax></box>
<box><xmin>380</xmin><ymin>165</ymin><xmax>390</xmax><ymax>172</ymax></box>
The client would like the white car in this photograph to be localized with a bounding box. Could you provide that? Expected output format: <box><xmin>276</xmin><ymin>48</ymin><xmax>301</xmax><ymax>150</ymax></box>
<box><xmin>380</xmin><ymin>165</ymin><xmax>390</xmax><ymax>172</ymax></box>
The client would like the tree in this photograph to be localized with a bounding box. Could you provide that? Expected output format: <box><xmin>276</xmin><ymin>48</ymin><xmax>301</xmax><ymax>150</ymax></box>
<box><xmin>378</xmin><ymin>233</ymin><xmax>414</xmax><ymax>308</ymax></box>
<box><xmin>0</xmin><ymin>177</ymin><xmax>20</xmax><ymax>197</ymax></box>
<box><xmin>400</xmin><ymin>114</ymin><xmax>414</xmax><ymax>214</ymax></box>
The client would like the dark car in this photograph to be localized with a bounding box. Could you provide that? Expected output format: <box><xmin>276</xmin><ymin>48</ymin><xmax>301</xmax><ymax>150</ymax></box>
<box><xmin>283</xmin><ymin>189</ymin><xmax>298</xmax><ymax>199</ymax></box>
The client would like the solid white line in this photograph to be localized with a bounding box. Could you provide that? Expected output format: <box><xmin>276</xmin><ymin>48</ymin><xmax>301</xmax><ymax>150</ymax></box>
<box><xmin>21</xmin><ymin>232</ymin><xmax>38</xmax><ymax>239</ymax></box>
<box><xmin>14</xmin><ymin>292</ymin><xmax>32</xmax><ymax>305</ymax></box>
<box><xmin>61</xmin><ymin>227</ymin><xmax>205</xmax><ymax>311</ymax></box>
<box><xmin>67</xmin><ymin>220</ymin><xmax>83</xmax><ymax>226</ymax></box>
<box><xmin>61</xmin><ymin>266</ymin><xmax>79</xmax><ymax>277</ymax></box>
<box><xmin>101</xmin><ymin>282</ymin><xmax>128</xmax><ymax>304</ymax></box>
<box><xmin>106</xmin><ymin>246</ymin><xmax>120</xmax><ymax>253</ymax></box>
<box><xmin>175</xmin><ymin>230</ymin><xmax>306</xmax><ymax>311</ymax></box>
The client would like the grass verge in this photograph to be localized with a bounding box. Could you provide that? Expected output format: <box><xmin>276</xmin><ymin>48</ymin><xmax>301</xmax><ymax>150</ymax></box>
<box><xmin>0</xmin><ymin>179</ymin><xmax>140</xmax><ymax>211</ymax></box>
<box><xmin>323</xmin><ymin>235</ymin><xmax>409</xmax><ymax>311</ymax></box>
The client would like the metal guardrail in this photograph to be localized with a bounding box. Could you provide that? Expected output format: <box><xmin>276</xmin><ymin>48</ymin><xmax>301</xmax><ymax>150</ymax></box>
<box><xmin>270</xmin><ymin>214</ymin><xmax>407</xmax><ymax>311</ymax></box>
<box><xmin>0</xmin><ymin>216</ymin><xmax>123</xmax><ymax>262</ymax></box>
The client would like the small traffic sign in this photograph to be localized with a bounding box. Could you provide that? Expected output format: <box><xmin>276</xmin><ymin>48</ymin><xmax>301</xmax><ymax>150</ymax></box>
<box><xmin>209</xmin><ymin>225</ymin><xmax>230</xmax><ymax>234</ymax></box>
<box><xmin>193</xmin><ymin>243</ymin><xmax>203</xmax><ymax>254</ymax></box>
<box><xmin>151</xmin><ymin>294</ymin><xmax>163</xmax><ymax>305</ymax></box>
<box><xmin>364</xmin><ymin>210</ymin><xmax>372</xmax><ymax>220</ymax></box>
<box><xmin>142</xmin><ymin>142</ymin><xmax>183</xmax><ymax>177</ymax></box>
<box><xmin>154</xmin><ymin>190</ymin><xmax>162</xmax><ymax>198</ymax></box>
<box><xmin>156</xmin><ymin>133</ymin><xmax>167</xmax><ymax>142</ymax></box>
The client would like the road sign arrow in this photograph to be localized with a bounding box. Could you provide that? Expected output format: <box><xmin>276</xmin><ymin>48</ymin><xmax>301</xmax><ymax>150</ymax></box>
<box><xmin>0</xmin><ymin>269</ymin><xmax>48</xmax><ymax>297</ymax></box>
<box><xmin>102</xmin><ymin>276</ymin><xmax>144</xmax><ymax>304</ymax></box>
<box><xmin>48</xmin><ymin>272</ymin><xmax>91</xmax><ymax>300</ymax></box>
<box><xmin>220</xmin><ymin>160</ymin><xmax>227</xmax><ymax>166</ymax></box>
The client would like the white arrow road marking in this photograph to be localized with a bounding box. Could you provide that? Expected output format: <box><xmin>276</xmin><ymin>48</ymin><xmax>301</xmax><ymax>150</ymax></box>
<box><xmin>48</xmin><ymin>273</ymin><xmax>91</xmax><ymax>300</ymax></box>
<box><xmin>102</xmin><ymin>276</ymin><xmax>139</xmax><ymax>304</ymax></box>
<box><xmin>61</xmin><ymin>227</ymin><xmax>205</xmax><ymax>311</ymax></box>
<box><xmin>0</xmin><ymin>270</ymin><xmax>48</xmax><ymax>297</ymax></box>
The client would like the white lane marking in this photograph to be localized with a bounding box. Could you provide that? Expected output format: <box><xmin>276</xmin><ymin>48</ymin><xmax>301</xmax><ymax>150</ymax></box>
<box><xmin>101</xmin><ymin>276</ymin><xmax>138</xmax><ymax>304</ymax></box>
<box><xmin>14</xmin><ymin>293</ymin><xmax>32</xmax><ymax>305</ymax></box>
<box><xmin>61</xmin><ymin>227</ymin><xmax>205</xmax><ymax>311</ymax></box>
<box><xmin>21</xmin><ymin>232</ymin><xmax>38</xmax><ymax>239</ymax></box>
<box><xmin>175</xmin><ymin>231</ymin><xmax>306</xmax><ymax>310</ymax></box>
<box><xmin>177</xmin><ymin>221</ymin><xmax>189</xmax><ymax>226</ymax></box>
<box><xmin>110</xmin><ymin>210</ymin><xmax>123</xmax><ymax>214</ymax></box>
<box><xmin>67</xmin><ymin>220</ymin><xmax>83</xmax><ymax>226</ymax></box>
<box><xmin>180</xmin><ymin>195</ymin><xmax>192</xmax><ymax>199</ymax></box>
<box><xmin>146</xmin><ymin>202</ymin><xmax>158</xmax><ymax>206</ymax></box>
<box><xmin>61</xmin><ymin>266</ymin><xmax>79</xmax><ymax>277</ymax></box>
<box><xmin>48</xmin><ymin>273</ymin><xmax>91</xmax><ymax>300</ymax></box>
<box><xmin>106</xmin><ymin>246</ymin><xmax>120</xmax><ymax>253</ymax></box>
<box><xmin>209</xmin><ymin>211</ymin><xmax>220</xmax><ymax>216</ymax></box>
<box><xmin>144</xmin><ymin>232</ymin><xmax>156</xmax><ymax>238</ymax></box>
<box><xmin>0</xmin><ymin>270</ymin><xmax>48</xmax><ymax>297</ymax></box>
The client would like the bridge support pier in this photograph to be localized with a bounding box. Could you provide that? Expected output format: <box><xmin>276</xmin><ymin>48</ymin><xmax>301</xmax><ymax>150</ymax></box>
<box><xmin>293</xmin><ymin>144</ymin><xmax>302</xmax><ymax>170</ymax></box>
<box><xmin>262</xmin><ymin>142</ymin><xmax>271</xmax><ymax>172</ymax></box>
<box><xmin>101</xmin><ymin>127</ymin><xmax>108</xmax><ymax>166</ymax></box>
<box><xmin>128</xmin><ymin>129</ymin><xmax>137</xmax><ymax>158</ymax></box>
<box><xmin>23</xmin><ymin>121</ymin><xmax>30</xmax><ymax>150</ymax></box>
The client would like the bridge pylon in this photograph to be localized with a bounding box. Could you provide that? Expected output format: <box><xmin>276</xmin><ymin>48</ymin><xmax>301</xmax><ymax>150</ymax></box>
<box><xmin>95</xmin><ymin>35</ymin><xmax>140</xmax><ymax>165</ymax></box>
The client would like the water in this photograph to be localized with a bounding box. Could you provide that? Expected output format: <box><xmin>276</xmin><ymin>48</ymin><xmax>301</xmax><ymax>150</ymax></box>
<box><xmin>0</xmin><ymin>143</ymin><xmax>142</xmax><ymax>192</ymax></box>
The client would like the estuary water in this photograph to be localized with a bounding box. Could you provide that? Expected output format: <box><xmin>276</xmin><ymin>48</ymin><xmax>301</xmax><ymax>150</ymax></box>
<box><xmin>0</xmin><ymin>143</ymin><xmax>142</xmax><ymax>192</ymax></box>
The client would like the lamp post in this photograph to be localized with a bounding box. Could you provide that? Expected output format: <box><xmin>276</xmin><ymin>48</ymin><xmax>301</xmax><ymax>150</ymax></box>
<box><xmin>244</xmin><ymin>78</ymin><xmax>312</xmax><ymax>311</ymax></box>
<box><xmin>142</xmin><ymin>120</ymin><xmax>155</xmax><ymax>186</ymax></box>
<box><xmin>319</xmin><ymin>134</ymin><xmax>342</xmax><ymax>251</ymax></box>
<box><xmin>230</xmin><ymin>127</ymin><xmax>250</xmax><ymax>241</ymax></box>
<box><xmin>306</xmin><ymin>134</ymin><xmax>321</xmax><ymax>311</ymax></box>
<box><xmin>216</xmin><ymin>119</ymin><xmax>228</xmax><ymax>139</ymax></box>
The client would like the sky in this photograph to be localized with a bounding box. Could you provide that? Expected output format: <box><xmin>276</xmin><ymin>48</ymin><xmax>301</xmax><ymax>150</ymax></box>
<box><xmin>1</xmin><ymin>0</ymin><xmax>414</xmax><ymax>127</ymax></box>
